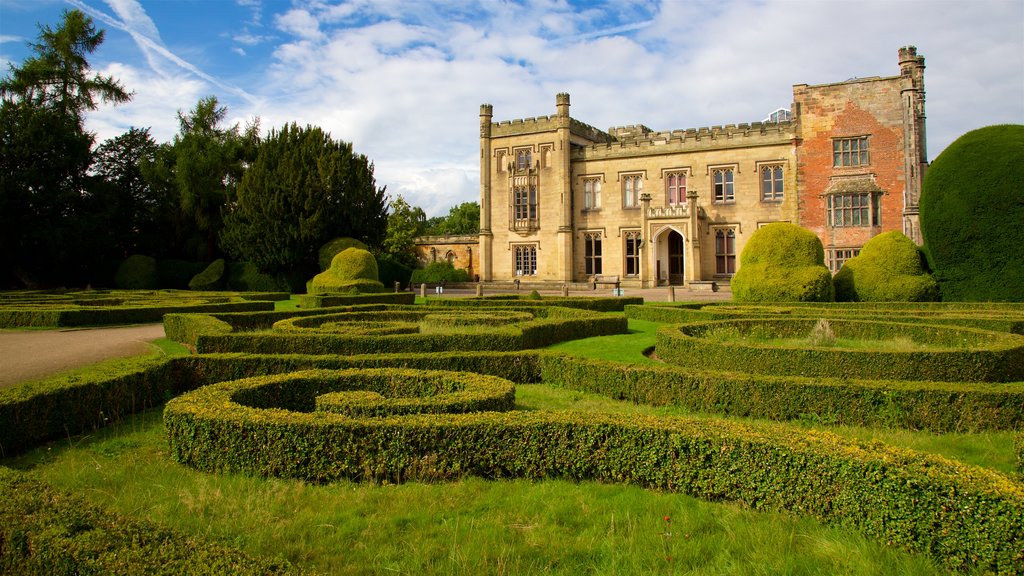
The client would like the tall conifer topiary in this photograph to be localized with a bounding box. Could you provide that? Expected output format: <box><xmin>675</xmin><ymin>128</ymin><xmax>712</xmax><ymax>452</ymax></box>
<box><xmin>920</xmin><ymin>125</ymin><xmax>1024</xmax><ymax>301</ymax></box>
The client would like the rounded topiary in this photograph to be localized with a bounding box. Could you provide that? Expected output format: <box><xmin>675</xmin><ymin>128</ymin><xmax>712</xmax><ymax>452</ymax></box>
<box><xmin>834</xmin><ymin>231</ymin><xmax>938</xmax><ymax>302</ymax></box>
<box><xmin>309</xmin><ymin>248</ymin><xmax>385</xmax><ymax>294</ymax></box>
<box><xmin>188</xmin><ymin>258</ymin><xmax>226</xmax><ymax>291</ymax></box>
<box><xmin>226</xmin><ymin>261</ymin><xmax>283</xmax><ymax>292</ymax></box>
<box><xmin>920</xmin><ymin>124</ymin><xmax>1024</xmax><ymax>301</ymax></box>
<box><xmin>114</xmin><ymin>255</ymin><xmax>158</xmax><ymax>289</ymax></box>
<box><xmin>318</xmin><ymin>238</ymin><xmax>369</xmax><ymax>271</ymax></box>
<box><xmin>731</xmin><ymin>223</ymin><xmax>833</xmax><ymax>302</ymax></box>
<box><xmin>156</xmin><ymin>260</ymin><xmax>207</xmax><ymax>289</ymax></box>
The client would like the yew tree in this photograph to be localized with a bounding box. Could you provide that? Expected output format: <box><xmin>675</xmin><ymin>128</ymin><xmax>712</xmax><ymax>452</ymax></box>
<box><xmin>220</xmin><ymin>123</ymin><xmax>387</xmax><ymax>279</ymax></box>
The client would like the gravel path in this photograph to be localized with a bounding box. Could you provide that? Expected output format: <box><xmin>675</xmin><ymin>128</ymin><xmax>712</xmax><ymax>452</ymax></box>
<box><xmin>0</xmin><ymin>324</ymin><xmax>166</xmax><ymax>389</ymax></box>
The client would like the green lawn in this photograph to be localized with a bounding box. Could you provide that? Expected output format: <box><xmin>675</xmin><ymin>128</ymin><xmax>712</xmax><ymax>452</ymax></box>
<box><xmin>3</xmin><ymin>312</ymin><xmax>1013</xmax><ymax>574</ymax></box>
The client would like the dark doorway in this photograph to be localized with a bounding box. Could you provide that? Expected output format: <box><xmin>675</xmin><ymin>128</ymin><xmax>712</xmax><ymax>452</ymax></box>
<box><xmin>667</xmin><ymin>230</ymin><xmax>685</xmax><ymax>285</ymax></box>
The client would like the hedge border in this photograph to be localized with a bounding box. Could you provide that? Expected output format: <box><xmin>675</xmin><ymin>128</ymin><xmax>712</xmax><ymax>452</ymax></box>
<box><xmin>426</xmin><ymin>295</ymin><xmax>644</xmax><ymax>312</ymax></box>
<box><xmin>164</xmin><ymin>368</ymin><xmax>1024</xmax><ymax>573</ymax></box>
<box><xmin>656</xmin><ymin>319</ymin><xmax>1024</xmax><ymax>382</ymax></box>
<box><xmin>0</xmin><ymin>300</ymin><xmax>275</xmax><ymax>328</ymax></box>
<box><xmin>295</xmin><ymin>292</ymin><xmax>415</xmax><ymax>308</ymax></box>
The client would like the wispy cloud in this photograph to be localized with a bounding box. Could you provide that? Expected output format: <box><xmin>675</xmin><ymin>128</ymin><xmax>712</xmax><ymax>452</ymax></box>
<box><xmin>67</xmin><ymin>0</ymin><xmax>258</xmax><ymax>105</ymax></box>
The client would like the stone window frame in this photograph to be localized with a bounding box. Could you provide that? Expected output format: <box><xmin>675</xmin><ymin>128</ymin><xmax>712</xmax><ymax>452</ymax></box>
<box><xmin>538</xmin><ymin>143</ymin><xmax>554</xmax><ymax>169</ymax></box>
<box><xmin>713</xmin><ymin>226</ymin><xmax>737</xmax><ymax>275</ymax></box>
<box><xmin>512</xmin><ymin>243</ymin><xmax>538</xmax><ymax>276</ymax></box>
<box><xmin>708</xmin><ymin>163</ymin><xmax>738</xmax><ymax>204</ymax></box>
<box><xmin>582</xmin><ymin>231</ymin><xmax>603</xmax><ymax>276</ymax></box>
<box><xmin>619</xmin><ymin>171</ymin><xmax>645</xmax><ymax>210</ymax></box>
<box><xmin>662</xmin><ymin>167</ymin><xmax>690</xmax><ymax>206</ymax></box>
<box><xmin>827</xmin><ymin>247</ymin><xmax>861</xmax><ymax>273</ymax></box>
<box><xmin>580</xmin><ymin>174</ymin><xmax>604</xmax><ymax>212</ymax></box>
<box><xmin>510</xmin><ymin>174</ymin><xmax>539</xmax><ymax>231</ymax></box>
<box><xmin>832</xmin><ymin>136</ymin><xmax>870</xmax><ymax>168</ymax></box>
<box><xmin>494</xmin><ymin>148</ymin><xmax>509</xmax><ymax>173</ymax></box>
<box><xmin>513</xmin><ymin>146</ymin><xmax>534</xmax><ymax>172</ymax></box>
<box><xmin>623</xmin><ymin>229</ymin><xmax>642</xmax><ymax>277</ymax></box>
<box><xmin>827</xmin><ymin>192</ymin><xmax>880</xmax><ymax>228</ymax></box>
<box><xmin>756</xmin><ymin>160</ymin><xmax>785</xmax><ymax>202</ymax></box>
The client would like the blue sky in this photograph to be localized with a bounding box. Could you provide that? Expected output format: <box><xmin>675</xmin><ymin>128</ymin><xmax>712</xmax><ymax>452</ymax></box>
<box><xmin>2</xmin><ymin>0</ymin><xmax>1023</xmax><ymax>217</ymax></box>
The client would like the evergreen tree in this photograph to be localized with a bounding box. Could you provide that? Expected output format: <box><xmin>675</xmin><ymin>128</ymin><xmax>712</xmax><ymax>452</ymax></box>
<box><xmin>0</xmin><ymin>9</ymin><xmax>130</xmax><ymax>286</ymax></box>
<box><xmin>220</xmin><ymin>123</ymin><xmax>387</xmax><ymax>279</ymax></box>
<box><xmin>425</xmin><ymin>201</ymin><xmax>480</xmax><ymax>235</ymax></box>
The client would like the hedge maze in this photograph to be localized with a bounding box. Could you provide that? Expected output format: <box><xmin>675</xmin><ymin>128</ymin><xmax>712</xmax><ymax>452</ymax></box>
<box><xmin>2</xmin><ymin>294</ymin><xmax>1023</xmax><ymax>573</ymax></box>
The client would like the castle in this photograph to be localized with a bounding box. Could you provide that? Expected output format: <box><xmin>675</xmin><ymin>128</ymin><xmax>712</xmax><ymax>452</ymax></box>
<box><xmin>421</xmin><ymin>46</ymin><xmax>928</xmax><ymax>288</ymax></box>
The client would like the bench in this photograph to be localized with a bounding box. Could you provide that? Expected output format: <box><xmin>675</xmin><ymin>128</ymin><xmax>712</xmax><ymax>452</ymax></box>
<box><xmin>591</xmin><ymin>275</ymin><xmax>621</xmax><ymax>290</ymax></box>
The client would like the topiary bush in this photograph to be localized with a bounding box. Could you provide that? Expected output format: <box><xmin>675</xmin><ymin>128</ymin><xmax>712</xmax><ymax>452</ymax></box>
<box><xmin>731</xmin><ymin>223</ymin><xmax>833</xmax><ymax>302</ymax></box>
<box><xmin>410</xmin><ymin>261</ymin><xmax>471</xmax><ymax>284</ymax></box>
<box><xmin>114</xmin><ymin>255</ymin><xmax>158</xmax><ymax>289</ymax></box>
<box><xmin>318</xmin><ymin>237</ymin><xmax>369</xmax><ymax>271</ymax></box>
<box><xmin>834</xmin><ymin>231</ymin><xmax>938</xmax><ymax>302</ymax></box>
<box><xmin>188</xmin><ymin>259</ymin><xmax>226</xmax><ymax>291</ymax></box>
<box><xmin>376</xmin><ymin>253</ymin><xmax>413</xmax><ymax>290</ymax></box>
<box><xmin>920</xmin><ymin>124</ymin><xmax>1024</xmax><ymax>301</ymax></box>
<box><xmin>309</xmin><ymin>248</ymin><xmax>385</xmax><ymax>294</ymax></box>
<box><xmin>226</xmin><ymin>261</ymin><xmax>283</xmax><ymax>292</ymax></box>
<box><xmin>157</xmin><ymin>260</ymin><xmax>207</xmax><ymax>289</ymax></box>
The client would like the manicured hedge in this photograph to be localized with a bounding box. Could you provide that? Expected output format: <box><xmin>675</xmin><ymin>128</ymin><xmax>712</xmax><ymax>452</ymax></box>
<box><xmin>657</xmin><ymin>319</ymin><xmax>1024</xmax><ymax>383</ymax></box>
<box><xmin>114</xmin><ymin>254</ymin><xmax>158</xmax><ymax>289</ymax></box>
<box><xmin>0</xmin><ymin>467</ymin><xmax>303</xmax><ymax>575</ymax></box>
<box><xmin>164</xmin><ymin>370</ymin><xmax>1024</xmax><ymax>573</ymax></box>
<box><xmin>175</xmin><ymin>306</ymin><xmax>627</xmax><ymax>355</ymax></box>
<box><xmin>188</xmin><ymin>258</ymin><xmax>226</xmax><ymax>291</ymax></box>
<box><xmin>731</xmin><ymin>223</ymin><xmax>834</xmax><ymax>303</ymax></box>
<box><xmin>295</xmin><ymin>292</ymin><xmax>415</xmax><ymax>308</ymax></box>
<box><xmin>626</xmin><ymin>303</ymin><xmax>1024</xmax><ymax>335</ymax></box>
<box><xmin>410</xmin><ymin>261</ymin><xmax>470</xmax><ymax>284</ymax></box>
<box><xmin>0</xmin><ymin>299</ymin><xmax>274</xmax><ymax>328</ymax></box>
<box><xmin>538</xmin><ymin>355</ymin><xmax>1024</xmax><ymax>432</ymax></box>
<box><xmin>834</xmin><ymin>231</ymin><xmax>938</xmax><ymax>302</ymax></box>
<box><xmin>426</xmin><ymin>295</ymin><xmax>644</xmax><ymax>312</ymax></box>
<box><xmin>309</xmin><ymin>248</ymin><xmax>385</xmax><ymax>294</ymax></box>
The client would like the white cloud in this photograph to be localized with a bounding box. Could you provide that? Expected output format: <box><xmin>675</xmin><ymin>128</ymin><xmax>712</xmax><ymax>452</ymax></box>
<box><xmin>67</xmin><ymin>0</ymin><xmax>1023</xmax><ymax>217</ymax></box>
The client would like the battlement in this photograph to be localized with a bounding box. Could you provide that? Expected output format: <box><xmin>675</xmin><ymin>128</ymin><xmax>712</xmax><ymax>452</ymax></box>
<box><xmin>572</xmin><ymin>120</ymin><xmax>796</xmax><ymax>160</ymax></box>
<box><xmin>608</xmin><ymin>125</ymin><xmax>653</xmax><ymax>140</ymax></box>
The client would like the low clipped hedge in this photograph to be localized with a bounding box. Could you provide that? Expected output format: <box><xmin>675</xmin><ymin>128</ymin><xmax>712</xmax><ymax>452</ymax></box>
<box><xmin>173</xmin><ymin>306</ymin><xmax>627</xmax><ymax>355</ymax></box>
<box><xmin>657</xmin><ymin>319</ymin><xmax>1024</xmax><ymax>383</ymax></box>
<box><xmin>0</xmin><ymin>299</ymin><xmax>274</xmax><ymax>328</ymax></box>
<box><xmin>164</xmin><ymin>369</ymin><xmax>1024</xmax><ymax>573</ymax></box>
<box><xmin>295</xmin><ymin>292</ymin><xmax>415</xmax><ymax>308</ymax></box>
<box><xmin>0</xmin><ymin>467</ymin><xmax>303</xmax><ymax>575</ymax></box>
<box><xmin>539</xmin><ymin>355</ymin><xmax>1024</xmax><ymax>432</ymax></box>
<box><xmin>232</xmin><ymin>369</ymin><xmax>516</xmax><ymax>417</ymax></box>
<box><xmin>426</xmin><ymin>295</ymin><xmax>644</xmax><ymax>312</ymax></box>
<box><xmin>626</xmin><ymin>303</ymin><xmax>1024</xmax><ymax>335</ymax></box>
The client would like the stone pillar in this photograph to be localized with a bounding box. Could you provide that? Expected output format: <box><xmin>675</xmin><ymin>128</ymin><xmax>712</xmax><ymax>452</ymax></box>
<box><xmin>561</xmin><ymin>283</ymin><xmax>569</xmax><ymax>297</ymax></box>
<box><xmin>555</xmin><ymin>93</ymin><xmax>574</xmax><ymax>283</ymax></box>
<box><xmin>419</xmin><ymin>283</ymin><xmax>427</xmax><ymax>298</ymax></box>
<box><xmin>475</xmin><ymin>283</ymin><xmax>483</xmax><ymax>297</ymax></box>
<box><xmin>668</xmin><ymin>285</ymin><xmax>676</xmax><ymax>302</ymax></box>
<box><xmin>479</xmin><ymin>103</ymin><xmax>494</xmax><ymax>280</ymax></box>
<box><xmin>686</xmin><ymin>190</ymin><xmax>702</xmax><ymax>283</ymax></box>
<box><xmin>640</xmin><ymin>193</ymin><xmax>652</xmax><ymax>287</ymax></box>
<box><xmin>899</xmin><ymin>46</ymin><xmax>927</xmax><ymax>245</ymax></box>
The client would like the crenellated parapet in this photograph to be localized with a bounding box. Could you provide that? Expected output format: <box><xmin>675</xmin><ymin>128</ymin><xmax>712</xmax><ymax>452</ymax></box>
<box><xmin>574</xmin><ymin>120</ymin><xmax>796</xmax><ymax>161</ymax></box>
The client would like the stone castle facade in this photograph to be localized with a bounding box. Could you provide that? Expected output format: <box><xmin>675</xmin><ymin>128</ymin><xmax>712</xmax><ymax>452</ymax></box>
<box><xmin>423</xmin><ymin>46</ymin><xmax>927</xmax><ymax>287</ymax></box>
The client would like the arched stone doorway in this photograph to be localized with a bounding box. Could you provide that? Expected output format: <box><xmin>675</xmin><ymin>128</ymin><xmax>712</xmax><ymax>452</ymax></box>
<box><xmin>667</xmin><ymin>230</ymin><xmax>685</xmax><ymax>285</ymax></box>
<box><xmin>653</xmin><ymin>227</ymin><xmax>686</xmax><ymax>286</ymax></box>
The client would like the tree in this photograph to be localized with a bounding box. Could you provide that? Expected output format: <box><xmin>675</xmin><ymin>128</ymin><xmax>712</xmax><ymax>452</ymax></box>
<box><xmin>0</xmin><ymin>9</ymin><xmax>130</xmax><ymax>286</ymax></box>
<box><xmin>425</xmin><ymin>201</ymin><xmax>480</xmax><ymax>235</ymax></box>
<box><xmin>920</xmin><ymin>124</ymin><xmax>1024</xmax><ymax>301</ymax></box>
<box><xmin>0</xmin><ymin>9</ymin><xmax>130</xmax><ymax>118</ymax></box>
<box><xmin>172</xmin><ymin>96</ymin><xmax>257</xmax><ymax>260</ymax></box>
<box><xmin>219</xmin><ymin>123</ymin><xmax>388</xmax><ymax>279</ymax></box>
<box><xmin>382</xmin><ymin>195</ymin><xmax>427</xmax><ymax>269</ymax></box>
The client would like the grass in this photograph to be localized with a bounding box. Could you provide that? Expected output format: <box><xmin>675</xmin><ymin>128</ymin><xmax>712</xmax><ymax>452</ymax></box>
<box><xmin>4</xmin><ymin>401</ymin><xmax>952</xmax><ymax>576</ymax></box>
<box><xmin>699</xmin><ymin>323</ymin><xmax>946</xmax><ymax>351</ymax></box>
<box><xmin>2</xmin><ymin>309</ymin><xmax>1014</xmax><ymax>574</ymax></box>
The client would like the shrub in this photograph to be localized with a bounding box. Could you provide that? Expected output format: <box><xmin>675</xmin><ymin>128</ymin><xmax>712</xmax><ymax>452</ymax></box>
<box><xmin>226</xmin><ymin>261</ymin><xmax>283</xmax><ymax>292</ymax></box>
<box><xmin>113</xmin><ymin>254</ymin><xmax>158</xmax><ymax>289</ymax></box>
<box><xmin>834</xmin><ymin>231</ymin><xmax>938</xmax><ymax>302</ymax></box>
<box><xmin>188</xmin><ymin>259</ymin><xmax>226</xmax><ymax>291</ymax></box>
<box><xmin>920</xmin><ymin>124</ymin><xmax>1024</xmax><ymax>301</ymax></box>
<box><xmin>318</xmin><ymin>237</ymin><xmax>369</xmax><ymax>271</ymax></box>
<box><xmin>731</xmin><ymin>223</ymin><xmax>833</xmax><ymax>302</ymax></box>
<box><xmin>410</xmin><ymin>261</ymin><xmax>470</xmax><ymax>284</ymax></box>
<box><xmin>376</xmin><ymin>253</ymin><xmax>414</xmax><ymax>290</ymax></box>
<box><xmin>309</xmin><ymin>248</ymin><xmax>385</xmax><ymax>294</ymax></box>
<box><xmin>156</xmin><ymin>260</ymin><xmax>207</xmax><ymax>289</ymax></box>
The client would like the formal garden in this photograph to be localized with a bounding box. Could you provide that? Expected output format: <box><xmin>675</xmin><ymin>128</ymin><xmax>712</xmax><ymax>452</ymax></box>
<box><xmin>1</xmin><ymin>285</ymin><xmax>1022</xmax><ymax>575</ymax></box>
